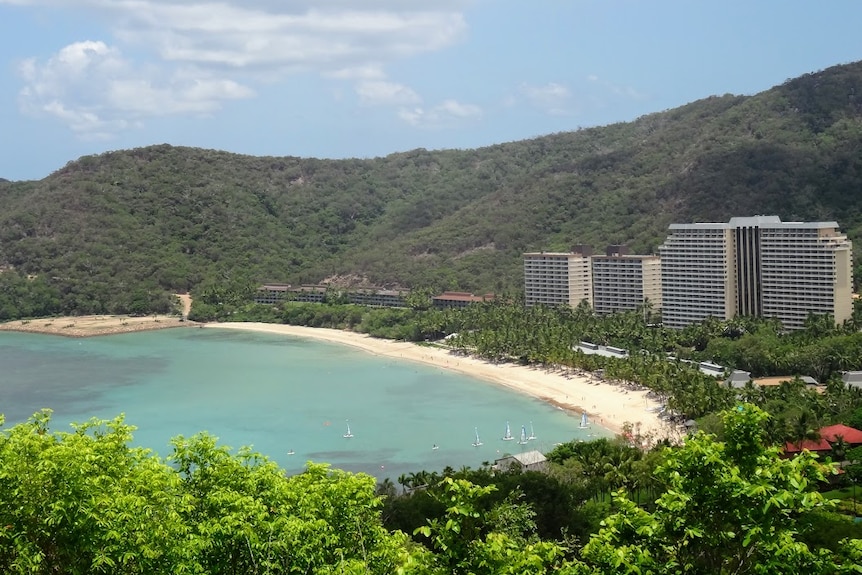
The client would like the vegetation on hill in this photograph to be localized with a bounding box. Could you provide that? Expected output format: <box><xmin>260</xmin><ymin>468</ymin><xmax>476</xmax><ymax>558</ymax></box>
<box><xmin>2</xmin><ymin>61</ymin><xmax>862</xmax><ymax>316</ymax></box>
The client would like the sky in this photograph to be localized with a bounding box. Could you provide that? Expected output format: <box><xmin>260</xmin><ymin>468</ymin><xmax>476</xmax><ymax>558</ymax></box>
<box><xmin>1</xmin><ymin>1</ymin><xmax>861</xmax><ymax>181</ymax></box>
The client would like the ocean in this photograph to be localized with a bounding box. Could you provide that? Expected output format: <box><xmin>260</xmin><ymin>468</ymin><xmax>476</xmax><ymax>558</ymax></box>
<box><xmin>0</xmin><ymin>327</ymin><xmax>608</xmax><ymax>481</ymax></box>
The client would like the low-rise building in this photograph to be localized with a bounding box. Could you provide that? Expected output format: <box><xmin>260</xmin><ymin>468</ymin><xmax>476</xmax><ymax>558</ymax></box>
<box><xmin>493</xmin><ymin>450</ymin><xmax>548</xmax><ymax>473</ymax></box>
<box><xmin>783</xmin><ymin>424</ymin><xmax>862</xmax><ymax>455</ymax></box>
<box><xmin>255</xmin><ymin>284</ymin><xmax>407</xmax><ymax>307</ymax></box>
<box><xmin>841</xmin><ymin>371</ymin><xmax>862</xmax><ymax>391</ymax></box>
<box><xmin>432</xmin><ymin>291</ymin><xmax>494</xmax><ymax>309</ymax></box>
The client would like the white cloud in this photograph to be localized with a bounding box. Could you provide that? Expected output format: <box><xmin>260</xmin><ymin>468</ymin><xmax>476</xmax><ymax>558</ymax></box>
<box><xmin>33</xmin><ymin>1</ymin><xmax>468</xmax><ymax>75</ymax></box>
<box><xmin>8</xmin><ymin>1</ymin><xmax>471</xmax><ymax>135</ymax></box>
<box><xmin>356</xmin><ymin>80</ymin><xmax>420</xmax><ymax>106</ymax></box>
<box><xmin>398</xmin><ymin>99</ymin><xmax>481</xmax><ymax>128</ymax></box>
<box><xmin>18</xmin><ymin>40</ymin><xmax>254</xmax><ymax>137</ymax></box>
<box><xmin>519</xmin><ymin>82</ymin><xmax>572</xmax><ymax>115</ymax></box>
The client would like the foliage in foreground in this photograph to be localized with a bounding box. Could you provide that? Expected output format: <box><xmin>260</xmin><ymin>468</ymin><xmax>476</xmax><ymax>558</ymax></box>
<box><xmin>2</xmin><ymin>406</ymin><xmax>862</xmax><ymax>574</ymax></box>
<box><xmin>0</xmin><ymin>411</ymin><xmax>580</xmax><ymax>574</ymax></box>
<box><xmin>580</xmin><ymin>405</ymin><xmax>862</xmax><ymax>574</ymax></box>
<box><xmin>0</xmin><ymin>411</ymin><xmax>410</xmax><ymax>574</ymax></box>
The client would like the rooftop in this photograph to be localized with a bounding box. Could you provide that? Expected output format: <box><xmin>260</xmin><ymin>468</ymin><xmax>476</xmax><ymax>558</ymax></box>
<box><xmin>784</xmin><ymin>424</ymin><xmax>862</xmax><ymax>453</ymax></box>
<box><xmin>496</xmin><ymin>450</ymin><xmax>547</xmax><ymax>467</ymax></box>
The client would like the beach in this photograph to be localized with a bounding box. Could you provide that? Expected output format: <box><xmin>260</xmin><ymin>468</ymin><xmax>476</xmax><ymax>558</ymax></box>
<box><xmin>206</xmin><ymin>322</ymin><xmax>674</xmax><ymax>442</ymax></box>
<box><xmin>0</xmin><ymin>314</ymin><xmax>674</xmax><ymax>443</ymax></box>
<box><xmin>0</xmin><ymin>314</ymin><xmax>191</xmax><ymax>338</ymax></box>
<box><xmin>0</xmin><ymin>295</ymin><xmax>195</xmax><ymax>338</ymax></box>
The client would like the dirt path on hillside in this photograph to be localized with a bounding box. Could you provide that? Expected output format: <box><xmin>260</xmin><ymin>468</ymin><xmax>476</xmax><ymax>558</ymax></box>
<box><xmin>176</xmin><ymin>293</ymin><xmax>192</xmax><ymax>317</ymax></box>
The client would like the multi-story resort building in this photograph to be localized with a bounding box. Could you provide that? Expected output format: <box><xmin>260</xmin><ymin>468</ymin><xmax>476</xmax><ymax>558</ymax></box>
<box><xmin>523</xmin><ymin>246</ymin><xmax>660</xmax><ymax>314</ymax></box>
<box><xmin>590</xmin><ymin>246</ymin><xmax>662</xmax><ymax>315</ymax></box>
<box><xmin>523</xmin><ymin>248</ymin><xmax>593</xmax><ymax>307</ymax></box>
<box><xmin>659</xmin><ymin>216</ymin><xmax>853</xmax><ymax>330</ymax></box>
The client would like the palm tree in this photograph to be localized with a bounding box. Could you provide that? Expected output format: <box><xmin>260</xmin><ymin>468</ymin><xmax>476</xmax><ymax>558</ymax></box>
<box><xmin>375</xmin><ymin>477</ymin><xmax>397</xmax><ymax>499</ymax></box>
<box><xmin>829</xmin><ymin>435</ymin><xmax>849</xmax><ymax>463</ymax></box>
<box><xmin>789</xmin><ymin>410</ymin><xmax>821</xmax><ymax>449</ymax></box>
<box><xmin>397</xmin><ymin>473</ymin><xmax>409</xmax><ymax>495</ymax></box>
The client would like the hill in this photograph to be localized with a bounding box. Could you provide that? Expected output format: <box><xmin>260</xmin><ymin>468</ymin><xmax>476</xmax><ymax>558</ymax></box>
<box><xmin>1</xmin><ymin>61</ymin><xmax>862</xmax><ymax>314</ymax></box>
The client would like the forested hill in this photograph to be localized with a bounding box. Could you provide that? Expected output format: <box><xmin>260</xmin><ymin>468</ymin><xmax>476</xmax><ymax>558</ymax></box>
<box><xmin>2</xmin><ymin>61</ymin><xmax>862</xmax><ymax>313</ymax></box>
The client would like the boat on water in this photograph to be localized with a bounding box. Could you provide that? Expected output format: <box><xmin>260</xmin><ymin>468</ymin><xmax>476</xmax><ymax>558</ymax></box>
<box><xmin>518</xmin><ymin>425</ymin><xmax>529</xmax><ymax>445</ymax></box>
<box><xmin>343</xmin><ymin>420</ymin><xmax>354</xmax><ymax>438</ymax></box>
<box><xmin>579</xmin><ymin>412</ymin><xmax>589</xmax><ymax>429</ymax></box>
<box><xmin>432</xmin><ymin>444</ymin><xmax>439</xmax><ymax>451</ymax></box>
<box><xmin>502</xmin><ymin>421</ymin><xmax>514</xmax><ymax>441</ymax></box>
<box><xmin>528</xmin><ymin>421</ymin><xmax>536</xmax><ymax>441</ymax></box>
<box><xmin>287</xmin><ymin>450</ymin><xmax>295</xmax><ymax>456</ymax></box>
<box><xmin>472</xmin><ymin>427</ymin><xmax>483</xmax><ymax>447</ymax></box>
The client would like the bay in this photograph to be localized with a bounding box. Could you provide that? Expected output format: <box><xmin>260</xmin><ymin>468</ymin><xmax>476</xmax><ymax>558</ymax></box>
<box><xmin>0</xmin><ymin>327</ymin><xmax>608</xmax><ymax>480</ymax></box>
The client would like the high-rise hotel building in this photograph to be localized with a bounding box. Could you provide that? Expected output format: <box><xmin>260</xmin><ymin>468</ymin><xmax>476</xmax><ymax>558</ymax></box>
<box><xmin>591</xmin><ymin>246</ymin><xmax>662</xmax><ymax>315</ymax></box>
<box><xmin>659</xmin><ymin>216</ymin><xmax>853</xmax><ymax>330</ymax></box>
<box><xmin>523</xmin><ymin>248</ymin><xmax>593</xmax><ymax>307</ymax></box>
<box><xmin>524</xmin><ymin>246</ymin><xmax>661</xmax><ymax>314</ymax></box>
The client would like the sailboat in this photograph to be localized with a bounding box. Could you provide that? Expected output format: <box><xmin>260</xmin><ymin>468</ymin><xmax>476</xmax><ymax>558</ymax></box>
<box><xmin>518</xmin><ymin>425</ymin><xmax>529</xmax><ymax>445</ymax></box>
<box><xmin>343</xmin><ymin>420</ymin><xmax>354</xmax><ymax>438</ymax></box>
<box><xmin>502</xmin><ymin>421</ymin><xmax>514</xmax><ymax>441</ymax></box>
<box><xmin>579</xmin><ymin>412</ymin><xmax>589</xmax><ymax>429</ymax></box>
<box><xmin>527</xmin><ymin>421</ymin><xmax>536</xmax><ymax>441</ymax></box>
<box><xmin>472</xmin><ymin>427</ymin><xmax>483</xmax><ymax>447</ymax></box>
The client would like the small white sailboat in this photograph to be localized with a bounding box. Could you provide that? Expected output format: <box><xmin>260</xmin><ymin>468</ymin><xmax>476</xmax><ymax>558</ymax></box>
<box><xmin>579</xmin><ymin>412</ymin><xmax>589</xmax><ymax>429</ymax></box>
<box><xmin>343</xmin><ymin>420</ymin><xmax>354</xmax><ymax>438</ymax></box>
<box><xmin>502</xmin><ymin>421</ymin><xmax>514</xmax><ymax>441</ymax></box>
<box><xmin>518</xmin><ymin>425</ymin><xmax>528</xmax><ymax>445</ymax></box>
<box><xmin>527</xmin><ymin>421</ymin><xmax>536</xmax><ymax>441</ymax></box>
<box><xmin>472</xmin><ymin>427</ymin><xmax>483</xmax><ymax>447</ymax></box>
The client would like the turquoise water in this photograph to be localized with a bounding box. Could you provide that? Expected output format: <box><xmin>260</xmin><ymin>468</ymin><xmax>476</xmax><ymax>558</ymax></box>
<box><xmin>0</xmin><ymin>327</ymin><xmax>608</xmax><ymax>480</ymax></box>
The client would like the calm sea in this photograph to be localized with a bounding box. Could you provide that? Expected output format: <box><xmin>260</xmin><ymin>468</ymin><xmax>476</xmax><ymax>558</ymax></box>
<box><xmin>0</xmin><ymin>327</ymin><xmax>608</xmax><ymax>480</ymax></box>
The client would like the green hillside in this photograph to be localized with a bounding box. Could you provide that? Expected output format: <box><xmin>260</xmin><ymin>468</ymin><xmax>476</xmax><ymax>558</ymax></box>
<box><xmin>2</xmin><ymin>61</ymin><xmax>862</xmax><ymax>314</ymax></box>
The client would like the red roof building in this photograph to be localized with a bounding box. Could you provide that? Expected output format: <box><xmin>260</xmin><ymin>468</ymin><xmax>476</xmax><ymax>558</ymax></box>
<box><xmin>783</xmin><ymin>424</ymin><xmax>862</xmax><ymax>454</ymax></box>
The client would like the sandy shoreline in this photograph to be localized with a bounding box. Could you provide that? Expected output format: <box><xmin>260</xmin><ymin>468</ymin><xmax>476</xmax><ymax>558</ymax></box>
<box><xmin>0</xmin><ymin>315</ymin><xmax>674</xmax><ymax>442</ymax></box>
<box><xmin>206</xmin><ymin>322</ymin><xmax>675</xmax><ymax>442</ymax></box>
<box><xmin>0</xmin><ymin>315</ymin><xmax>192</xmax><ymax>338</ymax></box>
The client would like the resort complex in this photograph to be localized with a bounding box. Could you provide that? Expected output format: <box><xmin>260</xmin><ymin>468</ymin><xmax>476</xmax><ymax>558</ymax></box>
<box><xmin>254</xmin><ymin>216</ymin><xmax>852</xmax><ymax>333</ymax></box>
<box><xmin>525</xmin><ymin>216</ymin><xmax>854</xmax><ymax>330</ymax></box>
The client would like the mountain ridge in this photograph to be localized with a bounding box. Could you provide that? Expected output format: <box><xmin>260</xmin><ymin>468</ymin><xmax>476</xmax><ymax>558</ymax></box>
<box><xmin>1</xmin><ymin>60</ymin><xmax>861</xmax><ymax>314</ymax></box>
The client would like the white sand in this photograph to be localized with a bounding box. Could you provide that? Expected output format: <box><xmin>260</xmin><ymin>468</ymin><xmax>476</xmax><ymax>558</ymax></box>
<box><xmin>0</xmin><ymin>314</ymin><xmax>189</xmax><ymax>337</ymax></box>
<box><xmin>206</xmin><ymin>322</ymin><xmax>677</xmax><ymax>444</ymax></box>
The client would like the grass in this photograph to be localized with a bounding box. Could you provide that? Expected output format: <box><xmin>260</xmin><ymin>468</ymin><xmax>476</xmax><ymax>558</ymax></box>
<box><xmin>822</xmin><ymin>484</ymin><xmax>861</xmax><ymax>517</ymax></box>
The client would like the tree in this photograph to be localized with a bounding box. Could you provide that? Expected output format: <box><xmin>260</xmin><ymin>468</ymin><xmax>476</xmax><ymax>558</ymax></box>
<box><xmin>0</xmin><ymin>411</ymin><xmax>414</xmax><ymax>575</ymax></box>
<box><xmin>579</xmin><ymin>404</ymin><xmax>861</xmax><ymax>574</ymax></box>
<box><xmin>0</xmin><ymin>411</ymin><xmax>191</xmax><ymax>573</ymax></box>
<box><xmin>412</xmin><ymin>477</ymin><xmax>583</xmax><ymax>574</ymax></box>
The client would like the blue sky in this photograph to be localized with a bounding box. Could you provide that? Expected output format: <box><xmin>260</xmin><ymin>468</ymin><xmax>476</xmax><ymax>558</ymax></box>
<box><xmin>1</xmin><ymin>0</ymin><xmax>861</xmax><ymax>181</ymax></box>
